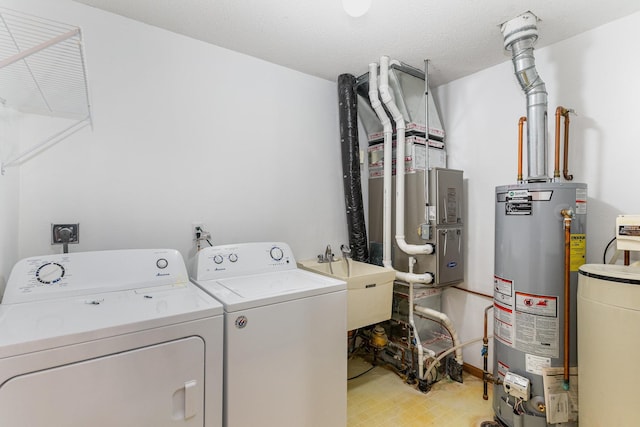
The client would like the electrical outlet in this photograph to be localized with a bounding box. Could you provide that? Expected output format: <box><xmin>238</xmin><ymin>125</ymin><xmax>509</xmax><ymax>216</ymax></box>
<box><xmin>51</xmin><ymin>223</ymin><xmax>80</xmax><ymax>245</ymax></box>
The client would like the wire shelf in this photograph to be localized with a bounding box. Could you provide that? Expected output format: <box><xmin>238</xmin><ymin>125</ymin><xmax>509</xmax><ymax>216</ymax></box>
<box><xmin>0</xmin><ymin>7</ymin><xmax>92</xmax><ymax>173</ymax></box>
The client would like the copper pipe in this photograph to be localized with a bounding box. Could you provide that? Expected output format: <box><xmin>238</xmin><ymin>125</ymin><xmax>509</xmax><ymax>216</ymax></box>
<box><xmin>452</xmin><ymin>285</ymin><xmax>492</xmax><ymax>300</ymax></box>
<box><xmin>625</xmin><ymin>250</ymin><xmax>631</xmax><ymax>266</ymax></box>
<box><xmin>554</xmin><ymin>107</ymin><xmax>565</xmax><ymax>179</ymax></box>
<box><xmin>560</xmin><ymin>209</ymin><xmax>573</xmax><ymax>390</ymax></box>
<box><xmin>562</xmin><ymin>110</ymin><xmax>573</xmax><ymax>181</ymax></box>
<box><xmin>517</xmin><ymin>116</ymin><xmax>526</xmax><ymax>182</ymax></box>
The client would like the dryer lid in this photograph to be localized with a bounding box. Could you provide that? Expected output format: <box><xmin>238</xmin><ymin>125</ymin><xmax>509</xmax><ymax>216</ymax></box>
<box><xmin>3</xmin><ymin>249</ymin><xmax>193</xmax><ymax>304</ymax></box>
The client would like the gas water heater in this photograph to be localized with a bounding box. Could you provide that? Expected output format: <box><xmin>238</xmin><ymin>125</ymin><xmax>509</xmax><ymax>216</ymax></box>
<box><xmin>493</xmin><ymin>12</ymin><xmax>585</xmax><ymax>427</ymax></box>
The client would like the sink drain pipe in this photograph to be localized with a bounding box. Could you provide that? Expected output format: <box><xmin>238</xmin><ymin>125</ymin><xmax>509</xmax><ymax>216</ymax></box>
<box><xmin>338</xmin><ymin>74</ymin><xmax>369</xmax><ymax>262</ymax></box>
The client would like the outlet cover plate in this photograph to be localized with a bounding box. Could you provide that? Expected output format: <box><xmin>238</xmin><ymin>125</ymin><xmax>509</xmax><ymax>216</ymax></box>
<box><xmin>51</xmin><ymin>223</ymin><xmax>80</xmax><ymax>245</ymax></box>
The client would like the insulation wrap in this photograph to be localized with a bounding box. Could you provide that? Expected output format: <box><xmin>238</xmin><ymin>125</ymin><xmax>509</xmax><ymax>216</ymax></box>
<box><xmin>337</xmin><ymin>74</ymin><xmax>369</xmax><ymax>262</ymax></box>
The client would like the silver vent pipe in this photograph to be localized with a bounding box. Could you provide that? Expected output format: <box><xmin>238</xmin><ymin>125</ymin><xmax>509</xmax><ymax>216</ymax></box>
<box><xmin>501</xmin><ymin>11</ymin><xmax>549</xmax><ymax>182</ymax></box>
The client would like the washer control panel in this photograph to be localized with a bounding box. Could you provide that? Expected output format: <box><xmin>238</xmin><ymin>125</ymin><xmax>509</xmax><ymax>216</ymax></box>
<box><xmin>193</xmin><ymin>242</ymin><xmax>296</xmax><ymax>281</ymax></box>
<box><xmin>3</xmin><ymin>249</ymin><xmax>188</xmax><ymax>304</ymax></box>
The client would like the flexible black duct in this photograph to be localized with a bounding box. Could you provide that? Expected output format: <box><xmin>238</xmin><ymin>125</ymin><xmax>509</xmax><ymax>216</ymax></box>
<box><xmin>337</xmin><ymin>74</ymin><xmax>369</xmax><ymax>262</ymax></box>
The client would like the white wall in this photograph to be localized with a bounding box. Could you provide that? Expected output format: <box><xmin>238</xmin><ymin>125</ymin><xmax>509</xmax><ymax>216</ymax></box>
<box><xmin>3</xmin><ymin>0</ymin><xmax>347</xmax><ymax>268</ymax></box>
<box><xmin>0</xmin><ymin>109</ymin><xmax>20</xmax><ymax>299</ymax></box>
<box><xmin>435</xmin><ymin>11</ymin><xmax>640</xmax><ymax>369</ymax></box>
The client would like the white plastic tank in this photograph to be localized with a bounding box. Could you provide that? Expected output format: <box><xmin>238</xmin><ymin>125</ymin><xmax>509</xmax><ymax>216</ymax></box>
<box><xmin>578</xmin><ymin>264</ymin><xmax>640</xmax><ymax>426</ymax></box>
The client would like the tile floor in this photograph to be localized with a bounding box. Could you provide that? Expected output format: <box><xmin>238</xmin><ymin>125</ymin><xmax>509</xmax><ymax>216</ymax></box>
<box><xmin>347</xmin><ymin>357</ymin><xmax>496</xmax><ymax>427</ymax></box>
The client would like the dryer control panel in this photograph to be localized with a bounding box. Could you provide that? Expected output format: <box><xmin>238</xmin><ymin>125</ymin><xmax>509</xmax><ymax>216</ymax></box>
<box><xmin>193</xmin><ymin>242</ymin><xmax>296</xmax><ymax>281</ymax></box>
<box><xmin>3</xmin><ymin>249</ymin><xmax>189</xmax><ymax>304</ymax></box>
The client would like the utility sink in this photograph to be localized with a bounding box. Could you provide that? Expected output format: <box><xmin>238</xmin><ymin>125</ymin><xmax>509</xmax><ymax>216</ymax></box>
<box><xmin>297</xmin><ymin>259</ymin><xmax>396</xmax><ymax>331</ymax></box>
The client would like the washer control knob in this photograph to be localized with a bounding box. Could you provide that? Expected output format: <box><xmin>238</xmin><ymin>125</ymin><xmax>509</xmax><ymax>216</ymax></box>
<box><xmin>36</xmin><ymin>262</ymin><xmax>65</xmax><ymax>285</ymax></box>
<box><xmin>156</xmin><ymin>258</ymin><xmax>168</xmax><ymax>269</ymax></box>
<box><xmin>270</xmin><ymin>247</ymin><xmax>284</xmax><ymax>261</ymax></box>
<box><xmin>229</xmin><ymin>253</ymin><xmax>238</xmax><ymax>262</ymax></box>
<box><xmin>213</xmin><ymin>255</ymin><xmax>224</xmax><ymax>264</ymax></box>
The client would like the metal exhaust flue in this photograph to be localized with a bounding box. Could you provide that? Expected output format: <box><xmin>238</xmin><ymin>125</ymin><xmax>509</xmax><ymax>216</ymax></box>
<box><xmin>501</xmin><ymin>11</ymin><xmax>549</xmax><ymax>182</ymax></box>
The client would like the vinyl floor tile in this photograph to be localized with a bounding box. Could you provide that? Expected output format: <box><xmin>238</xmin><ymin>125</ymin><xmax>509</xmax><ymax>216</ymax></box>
<box><xmin>348</xmin><ymin>357</ymin><xmax>495</xmax><ymax>427</ymax></box>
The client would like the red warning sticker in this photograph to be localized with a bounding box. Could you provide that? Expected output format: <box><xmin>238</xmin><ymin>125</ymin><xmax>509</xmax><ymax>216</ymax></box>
<box><xmin>515</xmin><ymin>292</ymin><xmax>557</xmax><ymax>317</ymax></box>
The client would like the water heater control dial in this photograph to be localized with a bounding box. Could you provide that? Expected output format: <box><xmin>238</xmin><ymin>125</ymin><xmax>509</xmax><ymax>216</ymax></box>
<box><xmin>270</xmin><ymin>246</ymin><xmax>284</xmax><ymax>261</ymax></box>
<box><xmin>36</xmin><ymin>262</ymin><xmax>65</xmax><ymax>285</ymax></box>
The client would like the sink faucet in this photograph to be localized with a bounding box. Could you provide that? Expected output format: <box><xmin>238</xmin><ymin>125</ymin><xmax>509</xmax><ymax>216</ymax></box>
<box><xmin>340</xmin><ymin>244</ymin><xmax>352</xmax><ymax>277</ymax></box>
<box><xmin>318</xmin><ymin>244</ymin><xmax>335</xmax><ymax>274</ymax></box>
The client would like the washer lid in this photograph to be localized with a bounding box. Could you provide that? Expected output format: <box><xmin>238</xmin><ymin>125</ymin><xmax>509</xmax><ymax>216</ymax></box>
<box><xmin>0</xmin><ymin>282</ymin><xmax>222</xmax><ymax>359</ymax></box>
<box><xmin>192</xmin><ymin>269</ymin><xmax>346</xmax><ymax>312</ymax></box>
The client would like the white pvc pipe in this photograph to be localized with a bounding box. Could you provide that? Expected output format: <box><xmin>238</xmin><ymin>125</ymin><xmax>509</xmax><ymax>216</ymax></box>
<box><xmin>407</xmin><ymin>257</ymin><xmax>435</xmax><ymax>381</ymax></box>
<box><xmin>424</xmin><ymin>335</ymin><xmax>494</xmax><ymax>383</ymax></box>
<box><xmin>414</xmin><ymin>305</ymin><xmax>463</xmax><ymax>365</ymax></box>
<box><xmin>378</xmin><ymin>56</ymin><xmax>434</xmax><ymax>258</ymax></box>
<box><xmin>367</xmin><ymin>63</ymin><xmax>393</xmax><ymax>269</ymax></box>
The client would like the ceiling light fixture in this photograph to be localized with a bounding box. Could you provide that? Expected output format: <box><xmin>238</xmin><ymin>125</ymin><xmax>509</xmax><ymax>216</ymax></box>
<box><xmin>342</xmin><ymin>0</ymin><xmax>372</xmax><ymax>18</ymax></box>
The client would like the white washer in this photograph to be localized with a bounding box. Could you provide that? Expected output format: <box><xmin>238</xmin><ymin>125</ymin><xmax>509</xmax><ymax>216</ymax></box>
<box><xmin>191</xmin><ymin>242</ymin><xmax>347</xmax><ymax>427</ymax></box>
<box><xmin>0</xmin><ymin>249</ymin><xmax>223</xmax><ymax>427</ymax></box>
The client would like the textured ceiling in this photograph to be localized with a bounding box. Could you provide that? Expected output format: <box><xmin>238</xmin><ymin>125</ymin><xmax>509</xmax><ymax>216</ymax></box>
<box><xmin>73</xmin><ymin>0</ymin><xmax>640</xmax><ymax>87</ymax></box>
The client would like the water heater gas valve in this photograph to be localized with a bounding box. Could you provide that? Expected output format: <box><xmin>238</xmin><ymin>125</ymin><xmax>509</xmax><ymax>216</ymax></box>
<box><xmin>503</xmin><ymin>372</ymin><xmax>530</xmax><ymax>401</ymax></box>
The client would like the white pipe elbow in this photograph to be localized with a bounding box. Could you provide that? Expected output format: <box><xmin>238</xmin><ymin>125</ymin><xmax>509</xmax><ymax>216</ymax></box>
<box><xmin>368</xmin><ymin>64</ymin><xmax>391</xmax><ymax>129</ymax></box>
<box><xmin>378</xmin><ymin>56</ymin><xmax>392</xmax><ymax>101</ymax></box>
<box><xmin>378</xmin><ymin>56</ymin><xmax>404</xmax><ymax>123</ymax></box>
<box><xmin>396</xmin><ymin>238</ymin><xmax>435</xmax><ymax>255</ymax></box>
<box><xmin>414</xmin><ymin>306</ymin><xmax>464</xmax><ymax>365</ymax></box>
<box><xmin>395</xmin><ymin>271</ymin><xmax>434</xmax><ymax>284</ymax></box>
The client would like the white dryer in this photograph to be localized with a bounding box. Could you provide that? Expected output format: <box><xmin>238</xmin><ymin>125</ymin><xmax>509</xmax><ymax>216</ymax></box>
<box><xmin>191</xmin><ymin>242</ymin><xmax>347</xmax><ymax>427</ymax></box>
<box><xmin>0</xmin><ymin>249</ymin><xmax>223</xmax><ymax>427</ymax></box>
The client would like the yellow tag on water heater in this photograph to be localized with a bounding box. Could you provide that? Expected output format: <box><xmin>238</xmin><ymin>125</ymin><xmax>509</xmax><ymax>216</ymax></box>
<box><xmin>570</xmin><ymin>234</ymin><xmax>586</xmax><ymax>272</ymax></box>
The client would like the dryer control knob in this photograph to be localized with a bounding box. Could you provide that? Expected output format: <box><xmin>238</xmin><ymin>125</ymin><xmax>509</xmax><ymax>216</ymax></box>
<box><xmin>213</xmin><ymin>255</ymin><xmax>224</xmax><ymax>264</ymax></box>
<box><xmin>156</xmin><ymin>258</ymin><xmax>168</xmax><ymax>269</ymax></box>
<box><xmin>36</xmin><ymin>262</ymin><xmax>65</xmax><ymax>285</ymax></box>
<box><xmin>270</xmin><ymin>247</ymin><xmax>284</xmax><ymax>261</ymax></box>
<box><xmin>229</xmin><ymin>253</ymin><xmax>238</xmax><ymax>262</ymax></box>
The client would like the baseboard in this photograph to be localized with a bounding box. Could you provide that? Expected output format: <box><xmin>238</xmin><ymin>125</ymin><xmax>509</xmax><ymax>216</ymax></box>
<box><xmin>463</xmin><ymin>363</ymin><xmax>485</xmax><ymax>379</ymax></box>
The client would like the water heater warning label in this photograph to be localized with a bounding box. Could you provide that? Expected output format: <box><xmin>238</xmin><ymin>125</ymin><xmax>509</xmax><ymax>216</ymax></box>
<box><xmin>514</xmin><ymin>292</ymin><xmax>559</xmax><ymax>359</ymax></box>
<box><xmin>494</xmin><ymin>275</ymin><xmax>513</xmax><ymax>306</ymax></box>
<box><xmin>494</xmin><ymin>302</ymin><xmax>514</xmax><ymax>346</ymax></box>
<box><xmin>575</xmin><ymin>188</ymin><xmax>587</xmax><ymax>214</ymax></box>
<box><xmin>570</xmin><ymin>234</ymin><xmax>586</xmax><ymax>272</ymax></box>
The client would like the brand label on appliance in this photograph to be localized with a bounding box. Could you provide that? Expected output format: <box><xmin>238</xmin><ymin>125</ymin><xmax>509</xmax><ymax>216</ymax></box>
<box><xmin>619</xmin><ymin>224</ymin><xmax>640</xmax><ymax>236</ymax></box>
<box><xmin>505</xmin><ymin>190</ymin><xmax>532</xmax><ymax>215</ymax></box>
<box><xmin>235</xmin><ymin>315</ymin><xmax>248</xmax><ymax>329</ymax></box>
